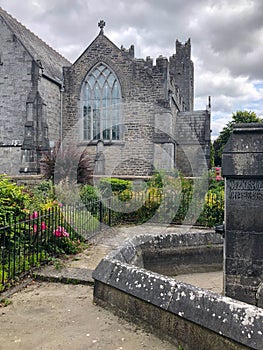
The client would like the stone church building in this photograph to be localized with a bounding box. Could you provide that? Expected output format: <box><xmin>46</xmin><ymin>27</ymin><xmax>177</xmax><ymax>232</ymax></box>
<box><xmin>0</xmin><ymin>7</ymin><xmax>210</xmax><ymax>179</ymax></box>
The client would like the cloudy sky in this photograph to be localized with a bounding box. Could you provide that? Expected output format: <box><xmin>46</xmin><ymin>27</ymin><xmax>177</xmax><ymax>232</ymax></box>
<box><xmin>0</xmin><ymin>0</ymin><xmax>262</xmax><ymax>139</ymax></box>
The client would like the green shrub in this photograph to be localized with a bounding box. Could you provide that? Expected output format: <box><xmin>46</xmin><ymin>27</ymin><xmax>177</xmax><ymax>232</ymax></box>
<box><xmin>98</xmin><ymin>178</ymin><xmax>132</xmax><ymax>197</ymax></box>
<box><xmin>0</xmin><ymin>177</ymin><xmax>89</xmax><ymax>292</ymax></box>
<box><xmin>197</xmin><ymin>186</ymin><xmax>224</xmax><ymax>227</ymax></box>
<box><xmin>0</xmin><ymin>175</ymin><xmax>30</xmax><ymax>224</ymax></box>
<box><xmin>147</xmin><ymin>169</ymin><xmax>181</xmax><ymax>189</ymax></box>
<box><xmin>93</xmin><ymin>172</ymin><xmax>225</xmax><ymax>228</ymax></box>
<box><xmin>25</xmin><ymin>180</ymin><xmax>55</xmax><ymax>212</ymax></box>
<box><xmin>118</xmin><ymin>189</ymin><xmax>133</xmax><ymax>201</ymax></box>
<box><xmin>80</xmin><ymin>185</ymin><xmax>100</xmax><ymax>203</ymax></box>
<box><xmin>79</xmin><ymin>184</ymin><xmax>100</xmax><ymax>218</ymax></box>
<box><xmin>146</xmin><ymin>170</ymin><xmax>164</xmax><ymax>188</ymax></box>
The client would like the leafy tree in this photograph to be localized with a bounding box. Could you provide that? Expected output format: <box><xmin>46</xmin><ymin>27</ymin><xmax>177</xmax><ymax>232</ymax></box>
<box><xmin>213</xmin><ymin>110</ymin><xmax>262</xmax><ymax>166</ymax></box>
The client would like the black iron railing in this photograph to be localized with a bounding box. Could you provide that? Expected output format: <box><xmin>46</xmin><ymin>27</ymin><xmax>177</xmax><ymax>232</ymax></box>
<box><xmin>0</xmin><ymin>190</ymin><xmax>224</xmax><ymax>291</ymax></box>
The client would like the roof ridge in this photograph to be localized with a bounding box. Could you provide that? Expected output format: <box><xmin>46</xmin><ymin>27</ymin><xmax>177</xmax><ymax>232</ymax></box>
<box><xmin>0</xmin><ymin>6</ymin><xmax>71</xmax><ymax>65</ymax></box>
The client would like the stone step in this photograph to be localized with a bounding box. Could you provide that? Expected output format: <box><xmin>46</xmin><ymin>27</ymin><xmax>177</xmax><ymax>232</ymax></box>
<box><xmin>34</xmin><ymin>266</ymin><xmax>94</xmax><ymax>286</ymax></box>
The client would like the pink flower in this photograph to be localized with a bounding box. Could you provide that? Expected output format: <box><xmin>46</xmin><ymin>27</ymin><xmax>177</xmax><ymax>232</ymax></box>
<box><xmin>33</xmin><ymin>224</ymin><xmax>38</xmax><ymax>233</ymax></box>
<box><xmin>30</xmin><ymin>211</ymin><xmax>38</xmax><ymax>220</ymax></box>
<box><xmin>53</xmin><ymin>226</ymin><xmax>69</xmax><ymax>237</ymax></box>
<box><xmin>41</xmin><ymin>222</ymin><xmax>47</xmax><ymax>230</ymax></box>
<box><xmin>216</xmin><ymin>176</ymin><xmax>222</xmax><ymax>181</ymax></box>
<box><xmin>53</xmin><ymin>226</ymin><xmax>62</xmax><ymax>237</ymax></box>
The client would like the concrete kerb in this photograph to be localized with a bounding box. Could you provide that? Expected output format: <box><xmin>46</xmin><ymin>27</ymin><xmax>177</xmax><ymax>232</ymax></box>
<box><xmin>35</xmin><ymin>266</ymin><xmax>94</xmax><ymax>286</ymax></box>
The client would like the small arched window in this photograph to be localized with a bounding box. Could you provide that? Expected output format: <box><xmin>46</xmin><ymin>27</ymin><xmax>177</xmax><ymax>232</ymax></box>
<box><xmin>82</xmin><ymin>63</ymin><xmax>121</xmax><ymax>141</ymax></box>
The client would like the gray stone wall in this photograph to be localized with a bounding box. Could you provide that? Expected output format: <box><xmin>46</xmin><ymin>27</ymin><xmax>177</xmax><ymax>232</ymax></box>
<box><xmin>9</xmin><ymin>174</ymin><xmax>43</xmax><ymax>187</ymax></box>
<box><xmin>38</xmin><ymin>77</ymin><xmax>62</xmax><ymax>144</ymax></box>
<box><xmin>0</xmin><ymin>17</ymin><xmax>32</xmax><ymax>145</ymax></box>
<box><xmin>0</xmin><ymin>17</ymin><xmax>33</xmax><ymax>174</ymax></box>
<box><xmin>63</xmin><ymin>34</ymin><xmax>171</xmax><ymax>177</ymax></box>
<box><xmin>63</xmin><ymin>33</ymin><xmax>210</xmax><ymax>177</ymax></box>
<box><xmin>176</xmin><ymin>110</ymin><xmax>211</xmax><ymax>175</ymax></box>
<box><xmin>0</xmin><ymin>18</ymin><xmax>64</xmax><ymax>174</ymax></box>
<box><xmin>0</xmin><ymin>147</ymin><xmax>21</xmax><ymax>175</ymax></box>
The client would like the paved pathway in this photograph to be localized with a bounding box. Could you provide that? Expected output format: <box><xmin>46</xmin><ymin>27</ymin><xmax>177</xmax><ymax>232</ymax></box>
<box><xmin>35</xmin><ymin>224</ymin><xmax>221</xmax><ymax>291</ymax></box>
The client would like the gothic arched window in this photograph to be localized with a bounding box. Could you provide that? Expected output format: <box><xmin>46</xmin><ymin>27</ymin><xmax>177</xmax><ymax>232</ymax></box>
<box><xmin>82</xmin><ymin>63</ymin><xmax>121</xmax><ymax>141</ymax></box>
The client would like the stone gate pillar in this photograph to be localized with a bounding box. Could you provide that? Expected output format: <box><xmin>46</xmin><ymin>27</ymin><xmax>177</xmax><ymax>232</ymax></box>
<box><xmin>222</xmin><ymin>123</ymin><xmax>263</xmax><ymax>305</ymax></box>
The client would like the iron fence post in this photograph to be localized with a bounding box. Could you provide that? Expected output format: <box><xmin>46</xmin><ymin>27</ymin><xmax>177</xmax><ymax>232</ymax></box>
<box><xmin>99</xmin><ymin>200</ymin><xmax>103</xmax><ymax>231</ymax></box>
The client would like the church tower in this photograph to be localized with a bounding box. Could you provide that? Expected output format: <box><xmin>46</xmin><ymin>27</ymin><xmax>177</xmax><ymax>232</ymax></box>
<box><xmin>169</xmin><ymin>38</ymin><xmax>194</xmax><ymax>111</ymax></box>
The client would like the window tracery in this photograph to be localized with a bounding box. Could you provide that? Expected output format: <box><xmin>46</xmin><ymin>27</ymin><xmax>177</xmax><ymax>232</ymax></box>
<box><xmin>82</xmin><ymin>63</ymin><xmax>121</xmax><ymax>141</ymax></box>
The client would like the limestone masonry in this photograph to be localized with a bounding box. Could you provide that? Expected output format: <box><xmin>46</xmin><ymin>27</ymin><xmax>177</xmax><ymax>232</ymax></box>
<box><xmin>0</xmin><ymin>7</ymin><xmax>210</xmax><ymax>177</ymax></box>
<box><xmin>222</xmin><ymin>123</ymin><xmax>263</xmax><ymax>306</ymax></box>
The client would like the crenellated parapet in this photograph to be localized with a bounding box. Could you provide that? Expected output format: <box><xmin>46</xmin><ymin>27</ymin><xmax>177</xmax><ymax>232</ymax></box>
<box><xmin>120</xmin><ymin>44</ymin><xmax>135</xmax><ymax>58</ymax></box>
<box><xmin>175</xmin><ymin>38</ymin><xmax>191</xmax><ymax>59</ymax></box>
<box><xmin>169</xmin><ymin>38</ymin><xmax>194</xmax><ymax>111</ymax></box>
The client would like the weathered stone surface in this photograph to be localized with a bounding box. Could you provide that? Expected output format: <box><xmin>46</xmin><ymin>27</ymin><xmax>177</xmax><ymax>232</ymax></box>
<box><xmin>35</xmin><ymin>266</ymin><xmax>93</xmax><ymax>285</ymax></box>
<box><xmin>92</xmin><ymin>257</ymin><xmax>116</xmax><ymax>284</ymax></box>
<box><xmin>141</xmin><ymin>231</ymin><xmax>223</xmax><ymax>250</ymax></box>
<box><xmin>93</xmin><ymin>232</ymin><xmax>263</xmax><ymax>349</ymax></box>
<box><xmin>136</xmin><ymin>232</ymin><xmax>223</xmax><ymax>274</ymax></box>
<box><xmin>118</xmin><ymin>240</ymin><xmax>138</xmax><ymax>264</ymax></box>
<box><xmin>94</xmin><ymin>281</ymin><xmax>248</xmax><ymax>350</ymax></box>
<box><xmin>256</xmin><ymin>282</ymin><xmax>263</xmax><ymax>308</ymax></box>
<box><xmin>0</xmin><ymin>8</ymin><xmax>70</xmax><ymax>174</ymax></box>
<box><xmin>109</xmin><ymin>232</ymin><xmax>224</xmax><ymax>274</ymax></box>
<box><xmin>222</xmin><ymin>124</ymin><xmax>263</xmax><ymax>177</ymax></box>
<box><xmin>108</xmin><ymin>264</ymin><xmax>177</xmax><ymax>309</ymax></box>
<box><xmin>225</xmin><ymin>282</ymin><xmax>259</xmax><ymax>305</ymax></box>
<box><xmin>143</xmin><ymin>245</ymin><xmax>223</xmax><ymax>275</ymax></box>
<box><xmin>222</xmin><ymin>124</ymin><xmax>263</xmax><ymax>305</ymax></box>
<box><xmin>169</xmin><ymin>283</ymin><xmax>263</xmax><ymax>348</ymax></box>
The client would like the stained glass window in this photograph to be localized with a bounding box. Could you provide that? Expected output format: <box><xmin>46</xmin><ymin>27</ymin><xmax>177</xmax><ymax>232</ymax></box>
<box><xmin>82</xmin><ymin>63</ymin><xmax>121</xmax><ymax>141</ymax></box>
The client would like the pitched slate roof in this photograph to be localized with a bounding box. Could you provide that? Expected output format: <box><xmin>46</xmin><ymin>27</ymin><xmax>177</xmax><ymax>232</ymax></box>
<box><xmin>0</xmin><ymin>6</ymin><xmax>71</xmax><ymax>83</ymax></box>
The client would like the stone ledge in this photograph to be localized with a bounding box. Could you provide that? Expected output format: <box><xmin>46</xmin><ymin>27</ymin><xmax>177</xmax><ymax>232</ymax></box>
<box><xmin>94</xmin><ymin>281</ymin><xmax>248</xmax><ymax>350</ymax></box>
<box><xmin>92</xmin><ymin>232</ymin><xmax>263</xmax><ymax>349</ymax></box>
<box><xmin>35</xmin><ymin>266</ymin><xmax>94</xmax><ymax>286</ymax></box>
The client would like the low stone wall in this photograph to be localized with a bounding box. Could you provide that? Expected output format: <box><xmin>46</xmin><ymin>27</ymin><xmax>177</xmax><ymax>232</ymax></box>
<box><xmin>92</xmin><ymin>232</ymin><xmax>263</xmax><ymax>349</ymax></box>
<box><xmin>141</xmin><ymin>233</ymin><xmax>223</xmax><ymax>275</ymax></box>
<box><xmin>8</xmin><ymin>174</ymin><xmax>43</xmax><ymax>187</ymax></box>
